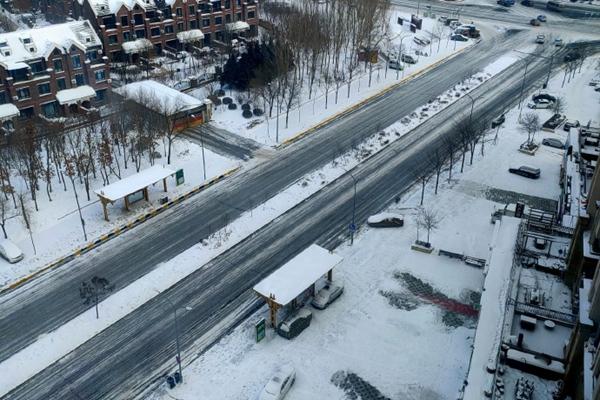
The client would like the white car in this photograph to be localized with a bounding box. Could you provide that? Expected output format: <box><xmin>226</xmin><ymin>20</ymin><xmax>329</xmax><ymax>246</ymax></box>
<box><xmin>258</xmin><ymin>365</ymin><xmax>296</xmax><ymax>400</ymax></box>
<box><xmin>0</xmin><ymin>239</ymin><xmax>24</xmax><ymax>263</ymax></box>
<box><xmin>535</xmin><ymin>34</ymin><xmax>545</xmax><ymax>44</ymax></box>
<box><xmin>312</xmin><ymin>282</ymin><xmax>344</xmax><ymax>309</ymax></box>
<box><xmin>527</xmin><ymin>98</ymin><xmax>552</xmax><ymax>109</ymax></box>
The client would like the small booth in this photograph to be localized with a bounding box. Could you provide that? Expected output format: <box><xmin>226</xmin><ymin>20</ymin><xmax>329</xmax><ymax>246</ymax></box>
<box><xmin>253</xmin><ymin>244</ymin><xmax>343</xmax><ymax>327</ymax></box>
<box><xmin>94</xmin><ymin>164</ymin><xmax>177</xmax><ymax>221</ymax></box>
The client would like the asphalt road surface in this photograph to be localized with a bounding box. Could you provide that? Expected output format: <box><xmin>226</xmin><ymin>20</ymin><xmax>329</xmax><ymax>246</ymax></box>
<box><xmin>2</xmin><ymin>39</ymin><xmax>579</xmax><ymax>400</ymax></box>
<box><xmin>183</xmin><ymin>124</ymin><xmax>262</xmax><ymax>160</ymax></box>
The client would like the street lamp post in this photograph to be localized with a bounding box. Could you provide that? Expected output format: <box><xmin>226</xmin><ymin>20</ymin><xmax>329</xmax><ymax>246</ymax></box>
<box><xmin>348</xmin><ymin>173</ymin><xmax>358</xmax><ymax>245</ymax></box>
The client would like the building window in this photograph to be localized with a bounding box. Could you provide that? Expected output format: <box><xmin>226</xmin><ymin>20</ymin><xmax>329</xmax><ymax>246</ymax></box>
<box><xmin>20</xmin><ymin>107</ymin><xmax>34</xmax><ymax>118</ymax></box>
<box><xmin>53</xmin><ymin>59</ymin><xmax>63</xmax><ymax>72</ymax></box>
<box><xmin>57</xmin><ymin>78</ymin><xmax>66</xmax><ymax>90</ymax></box>
<box><xmin>37</xmin><ymin>82</ymin><xmax>51</xmax><ymax>95</ymax></box>
<box><xmin>202</xmin><ymin>18</ymin><xmax>210</xmax><ymax>27</ymax></box>
<box><xmin>236</xmin><ymin>0</ymin><xmax>240</xmax><ymax>6</ymax></box>
<box><xmin>94</xmin><ymin>70</ymin><xmax>106</xmax><ymax>82</ymax></box>
<box><xmin>134</xmin><ymin>14</ymin><xmax>143</xmax><ymax>25</ymax></box>
<box><xmin>71</xmin><ymin>55</ymin><xmax>81</xmax><ymax>69</ymax></box>
<box><xmin>225</xmin><ymin>13</ymin><xmax>231</xmax><ymax>23</ymax></box>
<box><xmin>109</xmin><ymin>34</ymin><xmax>118</xmax><ymax>44</ymax></box>
<box><xmin>151</xmin><ymin>27</ymin><xmax>160</xmax><ymax>37</ymax></box>
<box><xmin>190</xmin><ymin>19</ymin><xmax>197</xmax><ymax>29</ymax></box>
<box><xmin>212</xmin><ymin>1</ymin><xmax>221</xmax><ymax>11</ymax></box>
<box><xmin>176</xmin><ymin>7</ymin><xmax>183</xmax><ymax>17</ymax></box>
<box><xmin>225</xmin><ymin>0</ymin><xmax>230</xmax><ymax>8</ymax></box>
<box><xmin>188</xmin><ymin>5</ymin><xmax>195</xmax><ymax>14</ymax></box>
<box><xmin>200</xmin><ymin>3</ymin><xmax>210</xmax><ymax>13</ymax></box>
<box><xmin>121</xmin><ymin>15</ymin><xmax>128</xmax><ymax>26</ymax></box>
<box><xmin>215</xmin><ymin>16</ymin><xmax>222</xmax><ymax>25</ymax></box>
<box><xmin>87</xmin><ymin>51</ymin><xmax>98</xmax><ymax>61</ymax></box>
<box><xmin>216</xmin><ymin>31</ymin><xmax>223</xmax><ymax>41</ymax></box>
<box><xmin>123</xmin><ymin>31</ymin><xmax>131</xmax><ymax>41</ymax></box>
<box><xmin>41</xmin><ymin>101</ymin><xmax>58</xmax><ymax>118</ymax></box>
<box><xmin>247</xmin><ymin>10</ymin><xmax>255</xmax><ymax>19</ymax></box>
<box><xmin>0</xmin><ymin>91</ymin><xmax>6</xmax><ymax>104</ymax></box>
<box><xmin>29</xmin><ymin>61</ymin><xmax>44</xmax><ymax>74</ymax></box>
<box><xmin>96</xmin><ymin>89</ymin><xmax>106</xmax><ymax>102</ymax></box>
<box><xmin>165</xmin><ymin>25</ymin><xmax>174</xmax><ymax>33</ymax></box>
<box><xmin>75</xmin><ymin>74</ymin><xmax>85</xmax><ymax>86</ymax></box>
<box><xmin>16</xmin><ymin>87</ymin><xmax>30</xmax><ymax>100</ymax></box>
<box><xmin>177</xmin><ymin>22</ymin><xmax>184</xmax><ymax>31</ymax></box>
<box><xmin>135</xmin><ymin>29</ymin><xmax>145</xmax><ymax>38</ymax></box>
<box><xmin>236</xmin><ymin>12</ymin><xmax>241</xmax><ymax>21</ymax></box>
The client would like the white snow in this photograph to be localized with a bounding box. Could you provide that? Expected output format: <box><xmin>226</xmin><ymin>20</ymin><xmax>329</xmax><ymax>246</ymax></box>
<box><xmin>225</xmin><ymin>21</ymin><xmax>250</xmax><ymax>32</ymax></box>
<box><xmin>253</xmin><ymin>244</ymin><xmax>342</xmax><ymax>306</ymax></box>
<box><xmin>122</xmin><ymin>38</ymin><xmax>153</xmax><ymax>54</ymax></box>
<box><xmin>55</xmin><ymin>85</ymin><xmax>97</xmax><ymax>105</ymax></box>
<box><xmin>94</xmin><ymin>164</ymin><xmax>176</xmax><ymax>202</ymax></box>
<box><xmin>176</xmin><ymin>29</ymin><xmax>204</xmax><ymax>43</ymax></box>
<box><xmin>118</xmin><ymin>80</ymin><xmax>205</xmax><ymax>115</ymax></box>
<box><xmin>0</xmin><ymin>103</ymin><xmax>19</xmax><ymax>120</ymax></box>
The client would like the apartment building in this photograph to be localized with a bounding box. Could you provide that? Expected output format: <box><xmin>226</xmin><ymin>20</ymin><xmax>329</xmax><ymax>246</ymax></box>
<box><xmin>0</xmin><ymin>20</ymin><xmax>110</xmax><ymax>125</ymax></box>
<box><xmin>73</xmin><ymin>0</ymin><xmax>259</xmax><ymax>62</ymax></box>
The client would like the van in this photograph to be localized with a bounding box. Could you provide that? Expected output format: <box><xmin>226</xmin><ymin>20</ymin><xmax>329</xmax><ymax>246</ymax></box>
<box><xmin>0</xmin><ymin>240</ymin><xmax>24</xmax><ymax>263</ymax></box>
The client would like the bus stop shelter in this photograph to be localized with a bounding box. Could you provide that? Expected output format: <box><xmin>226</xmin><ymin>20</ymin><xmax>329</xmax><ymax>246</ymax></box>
<box><xmin>253</xmin><ymin>244</ymin><xmax>343</xmax><ymax>327</ymax></box>
<box><xmin>94</xmin><ymin>165</ymin><xmax>176</xmax><ymax>221</ymax></box>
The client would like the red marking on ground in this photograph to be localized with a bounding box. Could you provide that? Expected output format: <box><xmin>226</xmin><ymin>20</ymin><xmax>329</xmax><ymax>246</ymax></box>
<box><xmin>420</xmin><ymin>294</ymin><xmax>479</xmax><ymax>317</ymax></box>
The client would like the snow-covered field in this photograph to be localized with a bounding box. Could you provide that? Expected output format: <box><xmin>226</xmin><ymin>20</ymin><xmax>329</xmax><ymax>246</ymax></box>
<box><xmin>192</xmin><ymin>11</ymin><xmax>475</xmax><ymax>146</ymax></box>
<box><xmin>144</xmin><ymin>57</ymin><xmax>600</xmax><ymax>400</ymax></box>
<box><xmin>0</xmin><ymin>139</ymin><xmax>238</xmax><ymax>288</ymax></box>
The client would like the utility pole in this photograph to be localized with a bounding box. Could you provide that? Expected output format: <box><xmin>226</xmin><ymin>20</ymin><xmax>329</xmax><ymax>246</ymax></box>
<box><xmin>348</xmin><ymin>173</ymin><xmax>358</xmax><ymax>245</ymax></box>
<box><xmin>518</xmin><ymin>61</ymin><xmax>530</xmax><ymax>119</ymax></box>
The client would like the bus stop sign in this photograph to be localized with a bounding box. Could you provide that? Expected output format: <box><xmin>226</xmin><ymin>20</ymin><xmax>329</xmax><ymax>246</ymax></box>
<box><xmin>176</xmin><ymin>169</ymin><xmax>185</xmax><ymax>186</ymax></box>
<box><xmin>256</xmin><ymin>318</ymin><xmax>266</xmax><ymax>343</ymax></box>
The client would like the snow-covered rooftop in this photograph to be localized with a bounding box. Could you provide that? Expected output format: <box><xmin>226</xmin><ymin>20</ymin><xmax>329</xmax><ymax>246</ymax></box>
<box><xmin>94</xmin><ymin>164</ymin><xmax>176</xmax><ymax>202</ymax></box>
<box><xmin>176</xmin><ymin>29</ymin><xmax>204</xmax><ymax>43</ymax></box>
<box><xmin>253</xmin><ymin>244</ymin><xmax>342</xmax><ymax>306</ymax></box>
<box><xmin>226</xmin><ymin>21</ymin><xmax>250</xmax><ymax>32</ymax></box>
<box><xmin>55</xmin><ymin>86</ymin><xmax>96</xmax><ymax>105</ymax></box>
<box><xmin>122</xmin><ymin>38</ymin><xmax>153</xmax><ymax>54</ymax></box>
<box><xmin>87</xmin><ymin>0</ymin><xmax>162</xmax><ymax>16</ymax></box>
<box><xmin>117</xmin><ymin>80</ymin><xmax>204</xmax><ymax>116</ymax></box>
<box><xmin>0</xmin><ymin>20</ymin><xmax>101</xmax><ymax>67</ymax></box>
<box><xmin>0</xmin><ymin>103</ymin><xmax>19</xmax><ymax>121</ymax></box>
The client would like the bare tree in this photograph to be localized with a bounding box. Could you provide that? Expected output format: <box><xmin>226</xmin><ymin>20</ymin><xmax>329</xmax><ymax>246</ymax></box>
<box><xmin>443</xmin><ymin>135</ymin><xmax>457</xmax><ymax>182</ymax></box>
<box><xmin>417</xmin><ymin>167</ymin><xmax>432</xmax><ymax>206</ymax></box>
<box><xmin>0</xmin><ymin>194</ymin><xmax>8</xmax><ymax>239</ymax></box>
<box><xmin>519</xmin><ymin>112</ymin><xmax>541</xmax><ymax>145</ymax></box>
<box><xmin>79</xmin><ymin>276</ymin><xmax>115</xmax><ymax>319</ymax></box>
<box><xmin>417</xmin><ymin>206</ymin><xmax>441</xmax><ymax>245</ymax></box>
<box><xmin>428</xmin><ymin>149</ymin><xmax>446</xmax><ymax>195</ymax></box>
<box><xmin>17</xmin><ymin>192</ymin><xmax>35</xmax><ymax>255</ymax></box>
<box><xmin>552</xmin><ymin>96</ymin><xmax>567</xmax><ymax>115</ymax></box>
<box><xmin>64</xmin><ymin>156</ymin><xmax>88</xmax><ymax>242</ymax></box>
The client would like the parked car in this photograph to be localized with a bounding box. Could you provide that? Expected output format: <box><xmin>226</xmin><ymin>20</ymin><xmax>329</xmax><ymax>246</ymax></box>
<box><xmin>0</xmin><ymin>240</ymin><xmax>24</xmax><ymax>264</ymax></box>
<box><xmin>491</xmin><ymin>114</ymin><xmax>506</xmax><ymax>128</ymax></box>
<box><xmin>542</xmin><ymin>138</ymin><xmax>565</xmax><ymax>149</ymax></box>
<box><xmin>554</xmin><ymin>38</ymin><xmax>564</xmax><ymax>46</ymax></box>
<box><xmin>527</xmin><ymin>98</ymin><xmax>552</xmax><ymax>109</ymax></box>
<box><xmin>312</xmin><ymin>282</ymin><xmax>344</xmax><ymax>309</ymax></box>
<box><xmin>450</xmin><ymin>34</ymin><xmax>469</xmax><ymax>42</ymax></box>
<box><xmin>595</xmin><ymin>87</ymin><xmax>600</xmax><ymax>93</ymax></box>
<box><xmin>367</xmin><ymin>213</ymin><xmax>404</xmax><ymax>227</ymax></box>
<box><xmin>531</xmin><ymin>92</ymin><xmax>556</xmax><ymax>103</ymax></box>
<box><xmin>388</xmin><ymin>60</ymin><xmax>403</xmax><ymax>70</ymax></box>
<box><xmin>508</xmin><ymin>166</ymin><xmax>541</xmax><ymax>179</ymax></box>
<box><xmin>537</xmin><ymin>14</ymin><xmax>547</xmax><ymax>22</ymax></box>
<box><xmin>564</xmin><ymin>52</ymin><xmax>581</xmax><ymax>62</ymax></box>
<box><xmin>401</xmin><ymin>54</ymin><xmax>417</xmax><ymax>64</ymax></box>
<box><xmin>530</xmin><ymin>18</ymin><xmax>540</xmax><ymax>26</ymax></box>
<box><xmin>258</xmin><ymin>366</ymin><xmax>296</xmax><ymax>400</ymax></box>
<box><xmin>277</xmin><ymin>308</ymin><xmax>313</xmax><ymax>340</ymax></box>
<box><xmin>563</xmin><ymin>119</ymin><xmax>580</xmax><ymax>131</ymax></box>
<box><xmin>589</xmin><ymin>79</ymin><xmax>600</xmax><ymax>87</ymax></box>
<box><xmin>535</xmin><ymin>34</ymin><xmax>545</xmax><ymax>44</ymax></box>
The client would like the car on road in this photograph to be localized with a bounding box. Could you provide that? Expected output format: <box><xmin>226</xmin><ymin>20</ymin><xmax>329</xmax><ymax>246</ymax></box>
<box><xmin>564</xmin><ymin>53</ymin><xmax>581</xmax><ymax>62</ymax></box>
<box><xmin>367</xmin><ymin>213</ymin><xmax>404</xmax><ymax>227</ymax></box>
<box><xmin>527</xmin><ymin>98</ymin><xmax>553</xmax><ymax>109</ymax></box>
<box><xmin>259</xmin><ymin>366</ymin><xmax>296</xmax><ymax>400</ymax></box>
<box><xmin>312</xmin><ymin>282</ymin><xmax>344</xmax><ymax>309</ymax></box>
<box><xmin>596</xmin><ymin>87</ymin><xmax>600</xmax><ymax>93</ymax></box>
<box><xmin>542</xmin><ymin>138</ymin><xmax>565</xmax><ymax>149</ymax></box>
<box><xmin>535</xmin><ymin>34</ymin><xmax>545</xmax><ymax>44</ymax></box>
<box><xmin>530</xmin><ymin>18</ymin><xmax>541</xmax><ymax>26</ymax></box>
<box><xmin>0</xmin><ymin>240</ymin><xmax>24</xmax><ymax>263</ymax></box>
<box><xmin>563</xmin><ymin>119</ymin><xmax>580</xmax><ymax>131</ymax></box>
<box><xmin>491</xmin><ymin>114</ymin><xmax>506</xmax><ymax>128</ymax></box>
<box><xmin>554</xmin><ymin>38</ymin><xmax>564</xmax><ymax>46</ymax></box>
<box><xmin>450</xmin><ymin>34</ymin><xmax>469</xmax><ymax>42</ymax></box>
<box><xmin>277</xmin><ymin>308</ymin><xmax>313</xmax><ymax>339</ymax></box>
<box><xmin>508</xmin><ymin>166</ymin><xmax>541</xmax><ymax>179</ymax></box>
<box><xmin>537</xmin><ymin>14</ymin><xmax>547</xmax><ymax>22</ymax></box>
<box><xmin>401</xmin><ymin>54</ymin><xmax>417</xmax><ymax>64</ymax></box>
<box><xmin>388</xmin><ymin>60</ymin><xmax>403</xmax><ymax>70</ymax></box>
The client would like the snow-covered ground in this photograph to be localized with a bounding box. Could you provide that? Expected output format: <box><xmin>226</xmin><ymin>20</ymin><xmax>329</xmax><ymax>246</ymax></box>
<box><xmin>0</xmin><ymin>139</ymin><xmax>238</xmax><ymax>288</ymax></box>
<box><xmin>144</xmin><ymin>57</ymin><xmax>600</xmax><ymax>400</ymax></box>
<box><xmin>191</xmin><ymin>11</ymin><xmax>475</xmax><ymax>146</ymax></box>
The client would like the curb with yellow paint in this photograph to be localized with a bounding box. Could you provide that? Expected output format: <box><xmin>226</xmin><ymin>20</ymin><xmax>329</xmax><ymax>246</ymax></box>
<box><xmin>277</xmin><ymin>41</ymin><xmax>478</xmax><ymax>148</ymax></box>
<box><xmin>1</xmin><ymin>166</ymin><xmax>241</xmax><ymax>294</ymax></box>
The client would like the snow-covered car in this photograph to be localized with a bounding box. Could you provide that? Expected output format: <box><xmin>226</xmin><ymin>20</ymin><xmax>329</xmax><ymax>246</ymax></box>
<box><xmin>554</xmin><ymin>38</ymin><xmax>564</xmax><ymax>47</ymax></box>
<box><xmin>589</xmin><ymin>79</ymin><xmax>600</xmax><ymax>87</ymax></box>
<box><xmin>173</xmin><ymin>79</ymin><xmax>191</xmax><ymax>91</ymax></box>
<box><xmin>450</xmin><ymin>34</ymin><xmax>469</xmax><ymax>42</ymax></box>
<box><xmin>529</xmin><ymin>18</ymin><xmax>540</xmax><ymax>26</ymax></box>
<box><xmin>258</xmin><ymin>365</ymin><xmax>296</xmax><ymax>400</ymax></box>
<box><xmin>508</xmin><ymin>166</ymin><xmax>541</xmax><ymax>179</ymax></box>
<box><xmin>537</xmin><ymin>14</ymin><xmax>547</xmax><ymax>22</ymax></box>
<box><xmin>531</xmin><ymin>92</ymin><xmax>556</xmax><ymax>103</ymax></box>
<box><xmin>388</xmin><ymin>60</ymin><xmax>403</xmax><ymax>70</ymax></box>
<box><xmin>527</xmin><ymin>98</ymin><xmax>552</xmax><ymax>109</ymax></box>
<box><xmin>0</xmin><ymin>240</ymin><xmax>24</xmax><ymax>263</ymax></box>
<box><xmin>535</xmin><ymin>34</ymin><xmax>545</xmax><ymax>44</ymax></box>
<box><xmin>312</xmin><ymin>282</ymin><xmax>344</xmax><ymax>310</ymax></box>
<box><xmin>401</xmin><ymin>54</ymin><xmax>417</xmax><ymax>64</ymax></box>
<box><xmin>491</xmin><ymin>114</ymin><xmax>505</xmax><ymax>128</ymax></box>
<box><xmin>277</xmin><ymin>308</ymin><xmax>312</xmax><ymax>340</ymax></box>
<box><xmin>563</xmin><ymin>119</ymin><xmax>580</xmax><ymax>131</ymax></box>
<box><xmin>367</xmin><ymin>213</ymin><xmax>404</xmax><ymax>227</ymax></box>
<box><xmin>542</xmin><ymin>138</ymin><xmax>564</xmax><ymax>149</ymax></box>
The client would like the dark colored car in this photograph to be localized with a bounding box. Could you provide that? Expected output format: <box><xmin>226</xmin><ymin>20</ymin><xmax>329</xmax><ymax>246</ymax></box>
<box><xmin>491</xmin><ymin>114</ymin><xmax>506</xmax><ymax>128</ymax></box>
<box><xmin>530</xmin><ymin>18</ymin><xmax>540</xmax><ymax>26</ymax></box>
<box><xmin>367</xmin><ymin>213</ymin><xmax>404</xmax><ymax>227</ymax></box>
<box><xmin>542</xmin><ymin>138</ymin><xmax>564</xmax><ymax>149</ymax></box>
<box><xmin>401</xmin><ymin>54</ymin><xmax>417</xmax><ymax>64</ymax></box>
<box><xmin>450</xmin><ymin>34</ymin><xmax>469</xmax><ymax>42</ymax></box>
<box><xmin>277</xmin><ymin>308</ymin><xmax>313</xmax><ymax>340</ymax></box>
<box><xmin>537</xmin><ymin>14</ymin><xmax>547</xmax><ymax>22</ymax></box>
<box><xmin>532</xmin><ymin>93</ymin><xmax>557</xmax><ymax>103</ymax></box>
<box><xmin>564</xmin><ymin>53</ymin><xmax>581</xmax><ymax>62</ymax></box>
<box><xmin>563</xmin><ymin>120</ymin><xmax>580</xmax><ymax>131</ymax></box>
<box><xmin>508</xmin><ymin>166</ymin><xmax>541</xmax><ymax>179</ymax></box>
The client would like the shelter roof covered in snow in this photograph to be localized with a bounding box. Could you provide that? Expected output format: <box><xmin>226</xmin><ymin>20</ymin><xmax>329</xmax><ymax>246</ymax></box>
<box><xmin>122</xmin><ymin>38</ymin><xmax>153</xmax><ymax>54</ymax></box>
<box><xmin>56</xmin><ymin>85</ymin><xmax>97</xmax><ymax>105</ymax></box>
<box><xmin>0</xmin><ymin>103</ymin><xmax>19</xmax><ymax>121</ymax></box>
<box><xmin>253</xmin><ymin>244</ymin><xmax>342</xmax><ymax>306</ymax></box>
<box><xmin>0</xmin><ymin>21</ymin><xmax>102</xmax><ymax>67</ymax></box>
<box><xmin>94</xmin><ymin>164</ymin><xmax>176</xmax><ymax>202</ymax></box>
<box><xmin>226</xmin><ymin>21</ymin><xmax>250</xmax><ymax>32</ymax></box>
<box><xmin>177</xmin><ymin>30</ymin><xmax>204</xmax><ymax>43</ymax></box>
<box><xmin>117</xmin><ymin>80</ymin><xmax>204</xmax><ymax>116</ymax></box>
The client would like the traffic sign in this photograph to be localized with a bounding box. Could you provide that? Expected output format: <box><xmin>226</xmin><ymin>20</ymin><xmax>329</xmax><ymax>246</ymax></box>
<box><xmin>349</xmin><ymin>223</ymin><xmax>357</xmax><ymax>232</ymax></box>
<box><xmin>256</xmin><ymin>318</ymin><xmax>266</xmax><ymax>343</ymax></box>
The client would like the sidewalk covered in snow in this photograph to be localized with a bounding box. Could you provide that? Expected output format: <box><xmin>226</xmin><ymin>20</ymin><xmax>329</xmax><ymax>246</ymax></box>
<box><xmin>253</xmin><ymin>244</ymin><xmax>342</xmax><ymax>327</ymax></box>
<box><xmin>94</xmin><ymin>165</ymin><xmax>177</xmax><ymax>221</ymax></box>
